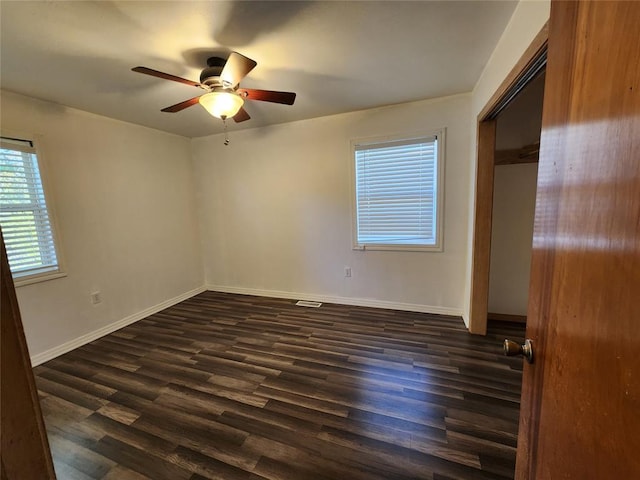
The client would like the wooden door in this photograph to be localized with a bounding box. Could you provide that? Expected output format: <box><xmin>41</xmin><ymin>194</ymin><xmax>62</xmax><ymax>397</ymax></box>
<box><xmin>516</xmin><ymin>1</ymin><xmax>640</xmax><ymax>478</ymax></box>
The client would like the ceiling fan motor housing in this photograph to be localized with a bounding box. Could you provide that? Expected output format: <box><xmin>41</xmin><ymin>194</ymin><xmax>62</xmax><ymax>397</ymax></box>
<box><xmin>200</xmin><ymin>57</ymin><xmax>226</xmax><ymax>87</ymax></box>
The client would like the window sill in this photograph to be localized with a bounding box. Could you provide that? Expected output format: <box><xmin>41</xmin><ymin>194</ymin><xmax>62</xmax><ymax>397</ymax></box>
<box><xmin>14</xmin><ymin>271</ymin><xmax>67</xmax><ymax>287</ymax></box>
<box><xmin>353</xmin><ymin>244</ymin><xmax>443</xmax><ymax>252</ymax></box>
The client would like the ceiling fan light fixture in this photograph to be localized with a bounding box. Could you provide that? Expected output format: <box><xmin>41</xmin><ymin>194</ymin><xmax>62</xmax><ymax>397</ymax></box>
<box><xmin>199</xmin><ymin>91</ymin><xmax>244</xmax><ymax>119</ymax></box>
<box><xmin>132</xmin><ymin>52</ymin><xmax>295</xmax><ymax>123</ymax></box>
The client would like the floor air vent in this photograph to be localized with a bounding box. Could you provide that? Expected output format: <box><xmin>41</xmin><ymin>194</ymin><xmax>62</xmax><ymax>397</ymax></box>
<box><xmin>295</xmin><ymin>300</ymin><xmax>322</xmax><ymax>308</ymax></box>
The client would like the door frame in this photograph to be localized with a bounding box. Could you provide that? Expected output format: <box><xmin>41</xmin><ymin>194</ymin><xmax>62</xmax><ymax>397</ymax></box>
<box><xmin>468</xmin><ymin>23</ymin><xmax>549</xmax><ymax>335</ymax></box>
<box><xmin>1</xmin><ymin>229</ymin><xmax>57</xmax><ymax>478</ymax></box>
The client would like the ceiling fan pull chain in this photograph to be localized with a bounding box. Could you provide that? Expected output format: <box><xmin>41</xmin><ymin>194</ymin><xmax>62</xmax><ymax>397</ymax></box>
<box><xmin>223</xmin><ymin>118</ymin><xmax>230</xmax><ymax>146</ymax></box>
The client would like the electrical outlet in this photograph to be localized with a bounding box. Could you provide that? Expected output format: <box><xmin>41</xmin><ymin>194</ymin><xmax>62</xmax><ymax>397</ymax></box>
<box><xmin>344</xmin><ymin>267</ymin><xmax>352</xmax><ymax>277</ymax></box>
<box><xmin>90</xmin><ymin>291</ymin><xmax>102</xmax><ymax>304</ymax></box>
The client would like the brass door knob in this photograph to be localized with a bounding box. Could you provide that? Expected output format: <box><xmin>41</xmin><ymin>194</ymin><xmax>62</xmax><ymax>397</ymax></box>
<box><xmin>503</xmin><ymin>339</ymin><xmax>534</xmax><ymax>364</ymax></box>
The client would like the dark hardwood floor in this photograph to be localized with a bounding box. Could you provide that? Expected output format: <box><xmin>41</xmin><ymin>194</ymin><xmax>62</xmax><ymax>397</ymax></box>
<box><xmin>34</xmin><ymin>291</ymin><xmax>526</xmax><ymax>480</ymax></box>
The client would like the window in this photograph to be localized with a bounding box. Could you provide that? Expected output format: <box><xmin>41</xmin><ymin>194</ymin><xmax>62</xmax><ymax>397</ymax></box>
<box><xmin>352</xmin><ymin>130</ymin><xmax>444</xmax><ymax>251</ymax></box>
<box><xmin>0</xmin><ymin>136</ymin><xmax>63</xmax><ymax>284</ymax></box>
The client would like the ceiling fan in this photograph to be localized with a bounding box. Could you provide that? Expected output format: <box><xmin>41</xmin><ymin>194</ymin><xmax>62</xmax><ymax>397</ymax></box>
<box><xmin>132</xmin><ymin>52</ymin><xmax>296</xmax><ymax>124</ymax></box>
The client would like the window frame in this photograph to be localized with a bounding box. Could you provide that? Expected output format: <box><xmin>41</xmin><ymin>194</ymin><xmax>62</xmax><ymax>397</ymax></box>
<box><xmin>0</xmin><ymin>132</ymin><xmax>66</xmax><ymax>287</ymax></box>
<box><xmin>350</xmin><ymin>128</ymin><xmax>446</xmax><ymax>252</ymax></box>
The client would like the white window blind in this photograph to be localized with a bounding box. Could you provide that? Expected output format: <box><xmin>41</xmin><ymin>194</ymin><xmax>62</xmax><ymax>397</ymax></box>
<box><xmin>354</xmin><ymin>134</ymin><xmax>442</xmax><ymax>249</ymax></box>
<box><xmin>0</xmin><ymin>137</ymin><xmax>59</xmax><ymax>278</ymax></box>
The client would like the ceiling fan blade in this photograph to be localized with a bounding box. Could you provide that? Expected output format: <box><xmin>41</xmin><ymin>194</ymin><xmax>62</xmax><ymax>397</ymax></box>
<box><xmin>233</xmin><ymin>107</ymin><xmax>251</xmax><ymax>123</ymax></box>
<box><xmin>132</xmin><ymin>66</ymin><xmax>202</xmax><ymax>88</ymax></box>
<box><xmin>220</xmin><ymin>52</ymin><xmax>257</xmax><ymax>88</ymax></box>
<box><xmin>161</xmin><ymin>96</ymin><xmax>202</xmax><ymax>113</ymax></box>
<box><xmin>238</xmin><ymin>89</ymin><xmax>296</xmax><ymax>105</ymax></box>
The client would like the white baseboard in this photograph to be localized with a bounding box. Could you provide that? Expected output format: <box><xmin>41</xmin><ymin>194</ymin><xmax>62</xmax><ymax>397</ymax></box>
<box><xmin>31</xmin><ymin>284</ymin><xmax>463</xmax><ymax>366</ymax></box>
<box><xmin>462</xmin><ymin>311</ymin><xmax>470</xmax><ymax>328</ymax></box>
<box><xmin>30</xmin><ymin>285</ymin><xmax>206</xmax><ymax>366</ymax></box>
<box><xmin>206</xmin><ymin>284</ymin><xmax>462</xmax><ymax>317</ymax></box>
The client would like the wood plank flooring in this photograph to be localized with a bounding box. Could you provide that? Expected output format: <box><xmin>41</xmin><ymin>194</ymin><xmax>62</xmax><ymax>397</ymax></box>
<box><xmin>34</xmin><ymin>291</ymin><xmax>526</xmax><ymax>480</ymax></box>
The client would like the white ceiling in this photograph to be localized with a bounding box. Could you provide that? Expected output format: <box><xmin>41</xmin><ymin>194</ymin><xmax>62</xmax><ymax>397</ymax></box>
<box><xmin>0</xmin><ymin>1</ymin><xmax>518</xmax><ymax>138</ymax></box>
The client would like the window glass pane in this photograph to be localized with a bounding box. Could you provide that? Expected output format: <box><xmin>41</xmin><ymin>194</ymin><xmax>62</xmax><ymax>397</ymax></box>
<box><xmin>354</xmin><ymin>135</ymin><xmax>440</xmax><ymax>248</ymax></box>
<box><xmin>0</xmin><ymin>138</ymin><xmax>60</xmax><ymax>278</ymax></box>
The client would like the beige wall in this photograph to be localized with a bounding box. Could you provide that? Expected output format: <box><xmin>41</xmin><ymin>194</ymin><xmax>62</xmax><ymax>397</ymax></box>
<box><xmin>0</xmin><ymin>91</ymin><xmax>204</xmax><ymax>362</ymax></box>
<box><xmin>464</xmin><ymin>0</ymin><xmax>550</xmax><ymax>326</ymax></box>
<box><xmin>193</xmin><ymin>94</ymin><xmax>472</xmax><ymax>315</ymax></box>
<box><xmin>488</xmin><ymin>163</ymin><xmax>538</xmax><ymax>315</ymax></box>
